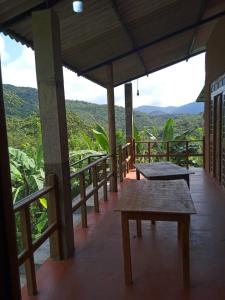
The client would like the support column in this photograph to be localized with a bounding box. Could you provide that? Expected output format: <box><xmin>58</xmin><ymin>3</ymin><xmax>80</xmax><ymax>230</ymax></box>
<box><xmin>0</xmin><ymin>59</ymin><xmax>21</xmax><ymax>299</ymax></box>
<box><xmin>32</xmin><ymin>9</ymin><xmax>74</xmax><ymax>258</ymax></box>
<box><xmin>125</xmin><ymin>83</ymin><xmax>134</xmax><ymax>168</ymax></box>
<box><xmin>125</xmin><ymin>83</ymin><xmax>133</xmax><ymax>142</ymax></box>
<box><xmin>106</xmin><ymin>64</ymin><xmax>117</xmax><ymax>192</ymax></box>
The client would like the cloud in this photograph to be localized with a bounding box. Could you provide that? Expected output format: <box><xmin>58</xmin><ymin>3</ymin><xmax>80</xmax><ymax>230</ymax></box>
<box><xmin>2</xmin><ymin>46</ymin><xmax>37</xmax><ymax>87</ymax></box>
<box><xmin>129</xmin><ymin>54</ymin><xmax>206</xmax><ymax>108</ymax></box>
<box><xmin>63</xmin><ymin>68</ymin><xmax>107</xmax><ymax>104</ymax></box>
<box><xmin>0</xmin><ymin>35</ymin><xmax>10</xmax><ymax>63</ymax></box>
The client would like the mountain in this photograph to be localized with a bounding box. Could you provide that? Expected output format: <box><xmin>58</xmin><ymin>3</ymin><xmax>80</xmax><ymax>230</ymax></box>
<box><xmin>3</xmin><ymin>84</ymin><xmax>203</xmax><ymax>133</ymax></box>
<box><xmin>172</xmin><ymin>102</ymin><xmax>204</xmax><ymax>114</ymax></box>
<box><xmin>135</xmin><ymin>105</ymin><xmax>176</xmax><ymax>114</ymax></box>
<box><xmin>135</xmin><ymin>102</ymin><xmax>204</xmax><ymax>115</ymax></box>
<box><xmin>3</xmin><ymin>84</ymin><xmax>153</xmax><ymax>130</ymax></box>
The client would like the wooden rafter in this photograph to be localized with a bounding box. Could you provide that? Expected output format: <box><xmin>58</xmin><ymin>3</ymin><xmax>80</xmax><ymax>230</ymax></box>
<box><xmin>111</xmin><ymin>0</ymin><xmax>148</xmax><ymax>74</ymax></box>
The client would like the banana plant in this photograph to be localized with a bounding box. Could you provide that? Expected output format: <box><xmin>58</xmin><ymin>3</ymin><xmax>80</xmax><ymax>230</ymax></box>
<box><xmin>92</xmin><ymin>123</ymin><xmax>125</xmax><ymax>153</ymax></box>
<box><xmin>9</xmin><ymin>146</ymin><xmax>48</xmax><ymax>243</ymax></box>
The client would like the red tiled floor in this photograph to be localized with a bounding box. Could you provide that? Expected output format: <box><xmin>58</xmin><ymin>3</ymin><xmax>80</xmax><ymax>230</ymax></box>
<box><xmin>22</xmin><ymin>169</ymin><xmax>225</xmax><ymax>300</ymax></box>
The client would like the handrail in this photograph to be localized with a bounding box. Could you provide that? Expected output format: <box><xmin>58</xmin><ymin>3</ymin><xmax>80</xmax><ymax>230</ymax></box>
<box><xmin>70</xmin><ymin>153</ymin><xmax>106</xmax><ymax>167</ymax></box>
<box><xmin>70</xmin><ymin>154</ymin><xmax>110</xmax><ymax>178</ymax></box>
<box><xmin>14</xmin><ymin>174</ymin><xmax>61</xmax><ymax>296</ymax></box>
<box><xmin>118</xmin><ymin>142</ymin><xmax>132</xmax><ymax>182</ymax></box>
<box><xmin>134</xmin><ymin>139</ymin><xmax>204</xmax><ymax>168</ymax></box>
<box><xmin>135</xmin><ymin>139</ymin><xmax>204</xmax><ymax>143</ymax></box>
<box><xmin>14</xmin><ymin>185</ymin><xmax>54</xmax><ymax>213</ymax></box>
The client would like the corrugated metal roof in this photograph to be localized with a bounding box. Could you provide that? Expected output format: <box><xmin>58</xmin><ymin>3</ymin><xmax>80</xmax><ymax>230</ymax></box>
<box><xmin>1</xmin><ymin>0</ymin><xmax>225</xmax><ymax>87</ymax></box>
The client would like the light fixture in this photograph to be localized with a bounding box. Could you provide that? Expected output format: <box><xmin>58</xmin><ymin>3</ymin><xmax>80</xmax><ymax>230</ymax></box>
<box><xmin>73</xmin><ymin>0</ymin><xmax>84</xmax><ymax>13</ymax></box>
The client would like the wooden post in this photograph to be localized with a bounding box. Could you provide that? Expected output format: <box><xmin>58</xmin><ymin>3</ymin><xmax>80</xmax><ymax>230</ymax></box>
<box><xmin>148</xmin><ymin>142</ymin><xmax>151</xmax><ymax>163</ymax></box>
<box><xmin>92</xmin><ymin>165</ymin><xmax>99</xmax><ymax>213</ymax></box>
<box><xmin>133</xmin><ymin>139</ymin><xmax>136</xmax><ymax>164</ymax></box>
<box><xmin>167</xmin><ymin>142</ymin><xmax>170</xmax><ymax>161</ymax></box>
<box><xmin>186</xmin><ymin>141</ymin><xmax>189</xmax><ymax>169</ymax></box>
<box><xmin>32</xmin><ymin>9</ymin><xmax>74</xmax><ymax>258</ymax></box>
<box><xmin>106</xmin><ymin>64</ymin><xmax>117</xmax><ymax>192</ymax></box>
<box><xmin>80</xmin><ymin>172</ymin><xmax>87</xmax><ymax>228</ymax></box>
<box><xmin>20</xmin><ymin>207</ymin><xmax>37</xmax><ymax>295</ymax></box>
<box><xmin>125</xmin><ymin>83</ymin><xmax>134</xmax><ymax>168</ymax></box>
<box><xmin>103</xmin><ymin>159</ymin><xmax>108</xmax><ymax>201</ymax></box>
<box><xmin>0</xmin><ymin>58</ymin><xmax>21</xmax><ymax>300</ymax></box>
<box><xmin>47</xmin><ymin>174</ymin><xmax>62</xmax><ymax>259</ymax></box>
<box><xmin>118</xmin><ymin>145</ymin><xmax>123</xmax><ymax>182</ymax></box>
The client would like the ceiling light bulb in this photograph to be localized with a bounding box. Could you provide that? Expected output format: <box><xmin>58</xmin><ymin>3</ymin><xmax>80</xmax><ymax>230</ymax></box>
<box><xmin>73</xmin><ymin>1</ymin><xmax>83</xmax><ymax>13</ymax></box>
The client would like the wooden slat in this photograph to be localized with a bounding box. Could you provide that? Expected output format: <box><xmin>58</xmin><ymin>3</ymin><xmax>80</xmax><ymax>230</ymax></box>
<box><xmin>92</xmin><ymin>165</ymin><xmax>99</xmax><ymax>213</ymax></box>
<box><xmin>103</xmin><ymin>159</ymin><xmax>108</xmax><ymax>201</ymax></box>
<box><xmin>32</xmin><ymin>222</ymin><xmax>58</xmax><ymax>253</ymax></box>
<box><xmin>18</xmin><ymin>249</ymin><xmax>29</xmax><ymax>266</ymax></box>
<box><xmin>14</xmin><ymin>185</ymin><xmax>54</xmax><ymax>213</ymax></box>
<box><xmin>70</xmin><ymin>155</ymin><xmax>110</xmax><ymax>179</ymax></box>
<box><xmin>119</xmin><ymin>145</ymin><xmax>123</xmax><ymax>182</ymax></box>
<box><xmin>20</xmin><ymin>207</ymin><xmax>37</xmax><ymax>296</ymax></box>
<box><xmin>80</xmin><ymin>172</ymin><xmax>87</xmax><ymax>228</ymax></box>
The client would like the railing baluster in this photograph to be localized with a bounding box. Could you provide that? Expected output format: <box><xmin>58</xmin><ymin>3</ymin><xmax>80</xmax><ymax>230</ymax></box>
<box><xmin>88</xmin><ymin>156</ymin><xmax>92</xmax><ymax>184</ymax></box>
<box><xmin>103</xmin><ymin>159</ymin><xmax>108</xmax><ymax>201</ymax></box>
<box><xmin>148</xmin><ymin>142</ymin><xmax>151</xmax><ymax>163</ymax></box>
<box><xmin>118</xmin><ymin>145</ymin><xmax>123</xmax><ymax>182</ymax></box>
<box><xmin>167</xmin><ymin>141</ymin><xmax>170</xmax><ymax>161</ymax></box>
<box><xmin>20</xmin><ymin>207</ymin><xmax>37</xmax><ymax>296</ymax></box>
<box><xmin>80</xmin><ymin>172</ymin><xmax>87</xmax><ymax>228</ymax></box>
<box><xmin>47</xmin><ymin>174</ymin><xmax>62</xmax><ymax>259</ymax></box>
<box><xmin>123</xmin><ymin>148</ymin><xmax>126</xmax><ymax>177</ymax></box>
<box><xmin>186</xmin><ymin>141</ymin><xmax>189</xmax><ymax>169</ymax></box>
<box><xmin>92</xmin><ymin>165</ymin><xmax>99</xmax><ymax>213</ymax></box>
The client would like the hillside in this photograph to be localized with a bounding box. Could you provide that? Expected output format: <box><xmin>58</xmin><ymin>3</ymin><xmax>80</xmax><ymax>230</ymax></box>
<box><xmin>135</xmin><ymin>102</ymin><xmax>204</xmax><ymax>115</ymax></box>
<box><xmin>3</xmin><ymin>84</ymin><xmax>154</xmax><ymax>130</ymax></box>
<box><xmin>3</xmin><ymin>84</ymin><xmax>203</xmax><ymax>135</ymax></box>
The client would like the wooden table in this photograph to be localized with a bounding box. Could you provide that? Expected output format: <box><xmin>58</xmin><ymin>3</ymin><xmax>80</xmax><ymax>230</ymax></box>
<box><xmin>134</xmin><ymin>162</ymin><xmax>194</xmax><ymax>187</ymax></box>
<box><xmin>115</xmin><ymin>180</ymin><xmax>196</xmax><ymax>288</ymax></box>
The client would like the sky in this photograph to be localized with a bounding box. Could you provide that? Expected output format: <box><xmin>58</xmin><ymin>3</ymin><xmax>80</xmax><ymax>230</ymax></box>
<box><xmin>0</xmin><ymin>33</ymin><xmax>205</xmax><ymax>108</ymax></box>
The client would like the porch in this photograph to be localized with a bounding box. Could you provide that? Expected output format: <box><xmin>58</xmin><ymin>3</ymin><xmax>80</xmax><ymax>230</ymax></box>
<box><xmin>21</xmin><ymin>168</ymin><xmax>225</xmax><ymax>300</ymax></box>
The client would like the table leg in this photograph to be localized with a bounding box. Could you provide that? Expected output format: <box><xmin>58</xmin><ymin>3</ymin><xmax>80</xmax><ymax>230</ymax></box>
<box><xmin>136</xmin><ymin>170</ymin><xmax>140</xmax><ymax>180</ymax></box>
<box><xmin>136</xmin><ymin>220</ymin><xmax>142</xmax><ymax>238</ymax></box>
<box><xmin>185</xmin><ymin>175</ymin><xmax>190</xmax><ymax>188</ymax></box>
<box><xmin>121</xmin><ymin>213</ymin><xmax>133</xmax><ymax>284</ymax></box>
<box><xmin>180</xmin><ymin>216</ymin><xmax>190</xmax><ymax>289</ymax></box>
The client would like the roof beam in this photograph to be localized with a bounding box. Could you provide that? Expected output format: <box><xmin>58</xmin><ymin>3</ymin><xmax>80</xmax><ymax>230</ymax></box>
<box><xmin>186</xmin><ymin>0</ymin><xmax>207</xmax><ymax>60</ymax></box>
<box><xmin>115</xmin><ymin>49</ymin><xmax>206</xmax><ymax>87</ymax></box>
<box><xmin>111</xmin><ymin>0</ymin><xmax>148</xmax><ymax>74</ymax></box>
<box><xmin>79</xmin><ymin>9</ymin><xmax>225</xmax><ymax>76</ymax></box>
<box><xmin>0</xmin><ymin>0</ymin><xmax>62</xmax><ymax>29</ymax></box>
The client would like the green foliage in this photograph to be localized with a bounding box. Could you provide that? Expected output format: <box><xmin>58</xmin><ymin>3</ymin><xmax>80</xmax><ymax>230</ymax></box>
<box><xmin>162</xmin><ymin>118</ymin><xmax>174</xmax><ymax>141</ymax></box>
<box><xmin>92</xmin><ymin>124</ymin><xmax>109</xmax><ymax>152</ymax></box>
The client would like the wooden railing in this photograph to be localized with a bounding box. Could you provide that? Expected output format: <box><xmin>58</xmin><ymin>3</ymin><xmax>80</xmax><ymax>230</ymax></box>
<box><xmin>118</xmin><ymin>142</ymin><xmax>132</xmax><ymax>182</ymax></box>
<box><xmin>70</xmin><ymin>155</ymin><xmax>113</xmax><ymax>227</ymax></box>
<box><xmin>14</xmin><ymin>174</ymin><xmax>61</xmax><ymax>296</ymax></box>
<box><xmin>134</xmin><ymin>139</ymin><xmax>204</xmax><ymax>168</ymax></box>
<box><xmin>70</xmin><ymin>154</ymin><xmax>106</xmax><ymax>186</ymax></box>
